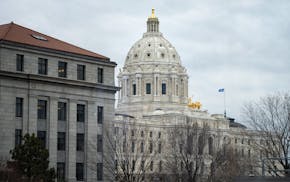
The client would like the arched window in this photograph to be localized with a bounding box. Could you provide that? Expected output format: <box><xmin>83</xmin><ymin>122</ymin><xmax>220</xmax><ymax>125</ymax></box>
<box><xmin>208</xmin><ymin>137</ymin><xmax>213</xmax><ymax>155</ymax></box>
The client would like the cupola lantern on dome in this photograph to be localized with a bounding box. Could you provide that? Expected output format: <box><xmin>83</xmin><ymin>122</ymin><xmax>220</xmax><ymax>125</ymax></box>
<box><xmin>147</xmin><ymin>9</ymin><xmax>159</xmax><ymax>32</ymax></box>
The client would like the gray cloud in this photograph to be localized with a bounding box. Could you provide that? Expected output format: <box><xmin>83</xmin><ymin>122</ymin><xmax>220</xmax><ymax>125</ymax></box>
<box><xmin>1</xmin><ymin>0</ymin><xmax>289</xmax><ymax>123</ymax></box>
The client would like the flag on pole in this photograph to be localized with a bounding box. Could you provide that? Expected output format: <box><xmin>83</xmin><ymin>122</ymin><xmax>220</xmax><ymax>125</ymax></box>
<box><xmin>218</xmin><ymin>88</ymin><xmax>224</xmax><ymax>92</ymax></box>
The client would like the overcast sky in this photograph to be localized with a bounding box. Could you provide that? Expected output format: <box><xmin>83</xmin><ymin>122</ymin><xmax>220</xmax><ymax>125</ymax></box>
<box><xmin>1</xmin><ymin>0</ymin><xmax>290</xmax><ymax>123</ymax></box>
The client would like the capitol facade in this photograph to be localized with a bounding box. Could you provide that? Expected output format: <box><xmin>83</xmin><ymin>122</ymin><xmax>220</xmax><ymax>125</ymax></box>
<box><xmin>110</xmin><ymin>10</ymin><xmax>261</xmax><ymax>182</ymax></box>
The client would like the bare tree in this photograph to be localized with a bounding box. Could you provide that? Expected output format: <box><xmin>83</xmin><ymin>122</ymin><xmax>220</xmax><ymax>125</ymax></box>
<box><xmin>165</xmin><ymin>117</ymin><xmax>210</xmax><ymax>182</ymax></box>
<box><xmin>243</xmin><ymin>92</ymin><xmax>290</xmax><ymax>176</ymax></box>
<box><xmin>103</xmin><ymin>115</ymin><xmax>158</xmax><ymax>182</ymax></box>
<box><xmin>208</xmin><ymin>144</ymin><xmax>257</xmax><ymax>182</ymax></box>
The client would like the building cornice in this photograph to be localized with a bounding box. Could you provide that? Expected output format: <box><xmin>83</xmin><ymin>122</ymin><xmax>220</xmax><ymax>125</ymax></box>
<box><xmin>0</xmin><ymin>70</ymin><xmax>120</xmax><ymax>93</ymax></box>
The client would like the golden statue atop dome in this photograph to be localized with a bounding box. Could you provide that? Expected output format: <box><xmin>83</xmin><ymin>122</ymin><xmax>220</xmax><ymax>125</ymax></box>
<box><xmin>150</xmin><ymin>8</ymin><xmax>156</xmax><ymax>18</ymax></box>
<box><xmin>188</xmin><ymin>97</ymin><xmax>202</xmax><ymax>110</ymax></box>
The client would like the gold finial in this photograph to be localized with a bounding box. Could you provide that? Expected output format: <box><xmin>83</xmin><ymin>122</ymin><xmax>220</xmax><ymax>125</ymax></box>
<box><xmin>150</xmin><ymin>8</ymin><xmax>156</xmax><ymax>18</ymax></box>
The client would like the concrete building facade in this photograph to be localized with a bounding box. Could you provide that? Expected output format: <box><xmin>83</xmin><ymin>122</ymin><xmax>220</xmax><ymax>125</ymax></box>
<box><xmin>0</xmin><ymin>22</ymin><xmax>118</xmax><ymax>182</ymax></box>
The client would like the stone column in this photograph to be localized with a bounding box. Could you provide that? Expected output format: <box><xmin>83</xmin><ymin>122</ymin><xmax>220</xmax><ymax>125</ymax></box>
<box><xmin>48</xmin><ymin>96</ymin><xmax>58</xmax><ymax>169</ymax></box>
<box><xmin>27</xmin><ymin>94</ymin><xmax>37</xmax><ymax>134</ymax></box>
<box><xmin>86</xmin><ymin>100</ymin><xmax>98</xmax><ymax>182</ymax></box>
<box><xmin>136</xmin><ymin>74</ymin><xmax>142</xmax><ymax>96</ymax></box>
<box><xmin>123</xmin><ymin>76</ymin><xmax>128</xmax><ymax>98</ymax></box>
<box><xmin>154</xmin><ymin>74</ymin><xmax>159</xmax><ymax>96</ymax></box>
<box><xmin>67</xmin><ymin>99</ymin><xmax>77</xmax><ymax>182</ymax></box>
<box><xmin>118</xmin><ymin>79</ymin><xmax>121</xmax><ymax>101</ymax></box>
<box><xmin>184</xmin><ymin>77</ymin><xmax>188</xmax><ymax>98</ymax></box>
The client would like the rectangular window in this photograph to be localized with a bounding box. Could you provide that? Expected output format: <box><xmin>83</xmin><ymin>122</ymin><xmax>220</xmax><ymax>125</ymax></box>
<box><xmin>16</xmin><ymin>54</ymin><xmax>24</xmax><ymax>71</ymax></box>
<box><xmin>77</xmin><ymin>133</ymin><xmax>84</xmax><ymax>151</ymax></box>
<box><xmin>97</xmin><ymin>67</ymin><xmax>103</xmax><ymax>83</ymax></box>
<box><xmin>158</xmin><ymin>143</ymin><xmax>161</xmax><ymax>153</ymax></box>
<box><xmin>159</xmin><ymin>161</ymin><xmax>162</xmax><ymax>172</ymax></box>
<box><xmin>158</xmin><ymin>131</ymin><xmax>161</xmax><ymax>139</ymax></box>
<box><xmin>123</xmin><ymin>140</ymin><xmax>126</xmax><ymax>152</ymax></box>
<box><xmin>149</xmin><ymin>142</ymin><xmax>153</xmax><ymax>153</ymax></box>
<box><xmin>150</xmin><ymin>161</ymin><xmax>153</xmax><ymax>171</ymax></box>
<box><xmin>77</xmin><ymin>65</ymin><xmax>85</xmax><ymax>80</ymax></box>
<box><xmin>15</xmin><ymin>129</ymin><xmax>22</xmax><ymax>146</ymax></box>
<box><xmin>146</xmin><ymin>83</ymin><xmax>151</xmax><ymax>94</ymax></box>
<box><xmin>97</xmin><ymin>106</ymin><xmax>103</xmax><ymax>124</ymax></box>
<box><xmin>77</xmin><ymin>104</ymin><xmax>85</xmax><ymax>122</ymax></box>
<box><xmin>76</xmin><ymin>163</ymin><xmax>84</xmax><ymax>181</ymax></box>
<box><xmin>37</xmin><ymin>100</ymin><xmax>47</xmax><ymax>119</ymax></box>
<box><xmin>140</xmin><ymin>141</ymin><xmax>144</xmax><ymax>153</ymax></box>
<box><xmin>16</xmin><ymin>97</ymin><xmax>23</xmax><ymax>117</ymax></box>
<box><xmin>150</xmin><ymin>131</ymin><xmax>153</xmax><ymax>138</ymax></box>
<box><xmin>57</xmin><ymin>162</ymin><xmax>65</xmax><ymax>180</ymax></box>
<box><xmin>38</xmin><ymin>58</ymin><xmax>47</xmax><ymax>75</ymax></box>
<box><xmin>131</xmin><ymin>141</ymin><xmax>135</xmax><ymax>153</ymax></box>
<box><xmin>132</xmin><ymin>84</ymin><xmax>136</xmax><ymax>95</ymax></box>
<box><xmin>97</xmin><ymin>134</ymin><xmax>103</xmax><ymax>152</ymax></box>
<box><xmin>58</xmin><ymin>102</ymin><xmax>67</xmax><ymax>121</ymax></box>
<box><xmin>37</xmin><ymin>131</ymin><xmax>46</xmax><ymax>147</ymax></box>
<box><xmin>97</xmin><ymin>163</ymin><xmax>103</xmax><ymax>181</ymax></box>
<box><xmin>162</xmin><ymin>83</ymin><xmax>166</xmax><ymax>95</ymax></box>
<box><xmin>58</xmin><ymin>61</ymin><xmax>67</xmax><ymax>78</ymax></box>
<box><xmin>57</xmin><ymin>132</ymin><xmax>66</xmax><ymax>151</ymax></box>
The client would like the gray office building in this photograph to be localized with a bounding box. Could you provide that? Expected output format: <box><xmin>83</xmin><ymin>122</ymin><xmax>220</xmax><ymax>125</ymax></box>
<box><xmin>0</xmin><ymin>22</ymin><xmax>118</xmax><ymax>182</ymax></box>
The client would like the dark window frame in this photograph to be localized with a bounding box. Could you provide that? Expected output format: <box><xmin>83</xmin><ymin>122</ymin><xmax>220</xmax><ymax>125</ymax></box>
<box><xmin>77</xmin><ymin>133</ymin><xmax>84</xmax><ymax>151</ymax></box>
<box><xmin>131</xmin><ymin>141</ymin><xmax>135</xmax><ymax>153</ymax></box>
<box><xmin>57</xmin><ymin>162</ymin><xmax>65</xmax><ymax>180</ymax></box>
<box><xmin>97</xmin><ymin>106</ymin><xmax>103</xmax><ymax>124</ymax></box>
<box><xmin>158</xmin><ymin>142</ymin><xmax>161</xmax><ymax>153</ymax></box>
<box><xmin>77</xmin><ymin>64</ymin><xmax>85</xmax><ymax>80</ymax></box>
<box><xmin>58</xmin><ymin>61</ymin><xmax>67</xmax><ymax>78</ymax></box>
<box><xmin>15</xmin><ymin>129</ymin><xmax>22</xmax><ymax>146</ymax></box>
<box><xmin>57</xmin><ymin>132</ymin><xmax>66</xmax><ymax>151</ymax></box>
<box><xmin>140</xmin><ymin>141</ymin><xmax>144</xmax><ymax>153</ymax></box>
<box><xmin>37</xmin><ymin>100</ymin><xmax>47</xmax><ymax>119</ymax></box>
<box><xmin>38</xmin><ymin>58</ymin><xmax>47</xmax><ymax>75</ymax></box>
<box><xmin>97</xmin><ymin>163</ymin><xmax>103</xmax><ymax>181</ymax></box>
<box><xmin>16</xmin><ymin>54</ymin><xmax>24</xmax><ymax>72</ymax></box>
<box><xmin>161</xmin><ymin>83</ymin><xmax>166</xmax><ymax>95</ymax></box>
<box><xmin>146</xmin><ymin>83</ymin><xmax>151</xmax><ymax>94</ymax></box>
<box><xmin>132</xmin><ymin>83</ymin><xmax>136</xmax><ymax>95</ymax></box>
<box><xmin>58</xmin><ymin>102</ymin><xmax>67</xmax><ymax>121</ymax></box>
<box><xmin>149</xmin><ymin>142</ymin><xmax>153</xmax><ymax>153</ymax></box>
<box><xmin>77</xmin><ymin>104</ymin><xmax>85</xmax><ymax>122</ymax></box>
<box><xmin>16</xmin><ymin>97</ymin><xmax>23</xmax><ymax>117</ymax></box>
<box><xmin>97</xmin><ymin>67</ymin><xmax>103</xmax><ymax>83</ymax></box>
<box><xmin>76</xmin><ymin>163</ymin><xmax>84</xmax><ymax>181</ymax></box>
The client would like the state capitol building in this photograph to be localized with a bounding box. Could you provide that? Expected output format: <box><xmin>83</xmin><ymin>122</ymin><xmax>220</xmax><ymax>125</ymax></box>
<box><xmin>0</xmin><ymin>9</ymin><xmax>276</xmax><ymax>182</ymax></box>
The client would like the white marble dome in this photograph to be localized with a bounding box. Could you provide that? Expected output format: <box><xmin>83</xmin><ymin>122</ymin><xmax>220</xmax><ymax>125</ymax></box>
<box><xmin>117</xmin><ymin>9</ymin><xmax>189</xmax><ymax>116</ymax></box>
<box><xmin>125</xmin><ymin>32</ymin><xmax>181</xmax><ymax>66</ymax></box>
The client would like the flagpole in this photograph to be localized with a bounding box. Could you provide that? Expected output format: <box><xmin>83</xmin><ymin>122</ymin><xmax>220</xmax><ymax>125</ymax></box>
<box><xmin>224</xmin><ymin>89</ymin><xmax>226</xmax><ymax>118</ymax></box>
